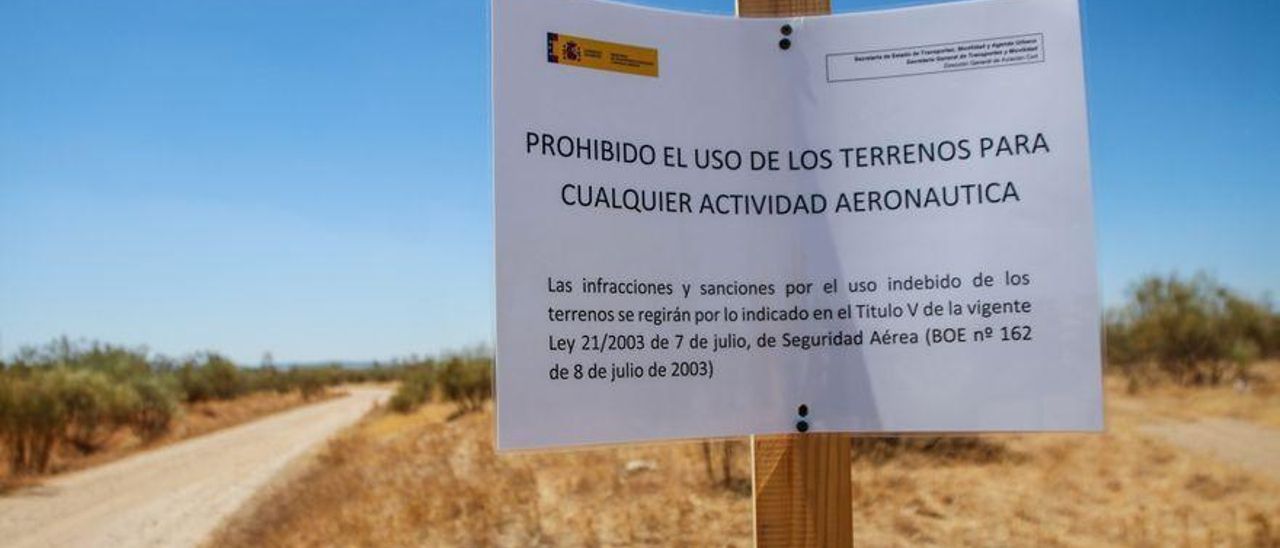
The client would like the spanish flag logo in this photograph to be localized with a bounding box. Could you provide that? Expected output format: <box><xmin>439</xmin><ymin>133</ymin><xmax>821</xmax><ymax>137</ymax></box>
<box><xmin>546</xmin><ymin>32</ymin><xmax>658</xmax><ymax>78</ymax></box>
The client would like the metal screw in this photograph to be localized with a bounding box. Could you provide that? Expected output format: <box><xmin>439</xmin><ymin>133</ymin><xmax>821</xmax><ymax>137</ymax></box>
<box><xmin>797</xmin><ymin>404</ymin><xmax>809</xmax><ymax>417</ymax></box>
<box><xmin>780</xmin><ymin>24</ymin><xmax>793</xmax><ymax>36</ymax></box>
<box><xmin>779</xmin><ymin>38</ymin><xmax>792</xmax><ymax>50</ymax></box>
<box><xmin>796</xmin><ymin>420</ymin><xmax>809</xmax><ymax>432</ymax></box>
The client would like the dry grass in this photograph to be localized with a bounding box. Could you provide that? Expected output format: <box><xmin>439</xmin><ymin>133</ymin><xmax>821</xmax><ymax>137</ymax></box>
<box><xmin>1112</xmin><ymin>361</ymin><xmax>1280</xmax><ymax>428</ymax></box>
<box><xmin>211</xmin><ymin>401</ymin><xmax>754</xmax><ymax>547</ymax></box>
<box><xmin>1</xmin><ymin>389</ymin><xmax>337</xmax><ymax>493</ymax></box>
<box><xmin>850</xmin><ymin>415</ymin><xmax>1278</xmax><ymax>546</ymax></box>
<box><xmin>211</xmin><ymin>368</ymin><xmax>1280</xmax><ymax>547</ymax></box>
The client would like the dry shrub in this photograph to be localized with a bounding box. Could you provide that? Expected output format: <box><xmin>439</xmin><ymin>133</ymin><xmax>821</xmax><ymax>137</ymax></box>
<box><xmin>438</xmin><ymin>357</ymin><xmax>491</xmax><ymax>413</ymax></box>
<box><xmin>388</xmin><ymin>368</ymin><xmax>434</xmax><ymax>414</ymax></box>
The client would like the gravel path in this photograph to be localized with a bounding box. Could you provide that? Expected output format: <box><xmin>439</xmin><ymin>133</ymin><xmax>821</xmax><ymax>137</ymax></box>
<box><xmin>0</xmin><ymin>387</ymin><xmax>389</xmax><ymax>548</ymax></box>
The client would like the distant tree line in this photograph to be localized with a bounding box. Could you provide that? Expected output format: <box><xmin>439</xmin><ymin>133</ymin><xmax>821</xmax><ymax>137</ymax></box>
<box><xmin>1106</xmin><ymin>273</ymin><xmax>1280</xmax><ymax>386</ymax></box>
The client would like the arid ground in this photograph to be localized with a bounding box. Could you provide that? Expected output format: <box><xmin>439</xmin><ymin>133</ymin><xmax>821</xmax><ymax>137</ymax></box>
<box><xmin>210</xmin><ymin>366</ymin><xmax>1280</xmax><ymax>547</ymax></box>
<box><xmin>2</xmin><ymin>369</ymin><xmax>1275</xmax><ymax>547</ymax></box>
<box><xmin>0</xmin><ymin>387</ymin><xmax>389</xmax><ymax>548</ymax></box>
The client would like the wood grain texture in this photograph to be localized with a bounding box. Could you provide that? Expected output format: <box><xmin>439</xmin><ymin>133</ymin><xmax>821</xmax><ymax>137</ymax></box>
<box><xmin>752</xmin><ymin>434</ymin><xmax>852</xmax><ymax>547</ymax></box>
<box><xmin>737</xmin><ymin>0</ymin><xmax>831</xmax><ymax>17</ymax></box>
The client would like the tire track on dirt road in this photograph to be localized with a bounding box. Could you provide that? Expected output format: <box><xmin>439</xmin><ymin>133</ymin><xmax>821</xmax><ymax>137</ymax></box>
<box><xmin>0</xmin><ymin>386</ymin><xmax>389</xmax><ymax>548</ymax></box>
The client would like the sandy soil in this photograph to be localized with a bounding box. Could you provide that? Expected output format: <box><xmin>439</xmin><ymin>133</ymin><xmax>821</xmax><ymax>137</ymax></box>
<box><xmin>1141</xmin><ymin>417</ymin><xmax>1280</xmax><ymax>482</ymax></box>
<box><xmin>0</xmin><ymin>386</ymin><xmax>389</xmax><ymax>548</ymax></box>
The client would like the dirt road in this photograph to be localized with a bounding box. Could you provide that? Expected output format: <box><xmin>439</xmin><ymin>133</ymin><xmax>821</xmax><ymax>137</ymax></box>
<box><xmin>1140</xmin><ymin>417</ymin><xmax>1280</xmax><ymax>482</ymax></box>
<box><xmin>0</xmin><ymin>386</ymin><xmax>390</xmax><ymax>548</ymax></box>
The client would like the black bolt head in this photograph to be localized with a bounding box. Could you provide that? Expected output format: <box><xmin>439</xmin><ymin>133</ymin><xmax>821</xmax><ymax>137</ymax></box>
<box><xmin>796</xmin><ymin>420</ymin><xmax>809</xmax><ymax>433</ymax></box>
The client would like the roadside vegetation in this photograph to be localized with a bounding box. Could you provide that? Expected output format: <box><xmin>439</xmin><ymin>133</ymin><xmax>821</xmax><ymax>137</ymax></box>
<box><xmin>386</xmin><ymin>349</ymin><xmax>493</xmax><ymax>415</ymax></box>
<box><xmin>8</xmin><ymin>274</ymin><xmax>1278</xmax><ymax>543</ymax></box>
<box><xmin>0</xmin><ymin>338</ymin><xmax>399</xmax><ymax>480</ymax></box>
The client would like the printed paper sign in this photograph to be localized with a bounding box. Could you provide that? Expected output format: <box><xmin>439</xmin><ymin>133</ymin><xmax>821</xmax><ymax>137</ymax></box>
<box><xmin>493</xmin><ymin>0</ymin><xmax>1101</xmax><ymax>450</ymax></box>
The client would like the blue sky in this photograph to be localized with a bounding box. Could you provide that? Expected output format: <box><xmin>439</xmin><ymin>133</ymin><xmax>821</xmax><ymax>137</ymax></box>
<box><xmin>1</xmin><ymin>0</ymin><xmax>1276</xmax><ymax>363</ymax></box>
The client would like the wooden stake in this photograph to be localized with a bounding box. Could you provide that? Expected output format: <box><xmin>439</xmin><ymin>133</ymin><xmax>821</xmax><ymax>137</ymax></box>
<box><xmin>736</xmin><ymin>1</ymin><xmax>851</xmax><ymax>545</ymax></box>
<box><xmin>753</xmin><ymin>434</ymin><xmax>852</xmax><ymax>546</ymax></box>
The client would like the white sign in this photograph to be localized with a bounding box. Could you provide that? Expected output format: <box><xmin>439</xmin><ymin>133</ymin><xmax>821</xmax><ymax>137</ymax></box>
<box><xmin>494</xmin><ymin>0</ymin><xmax>1101</xmax><ymax>450</ymax></box>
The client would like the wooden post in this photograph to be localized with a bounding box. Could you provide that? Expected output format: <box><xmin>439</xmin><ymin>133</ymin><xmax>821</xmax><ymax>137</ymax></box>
<box><xmin>737</xmin><ymin>0</ymin><xmax>831</xmax><ymax>18</ymax></box>
<box><xmin>752</xmin><ymin>434</ymin><xmax>851</xmax><ymax>546</ymax></box>
<box><xmin>736</xmin><ymin>1</ymin><xmax>851</xmax><ymax>546</ymax></box>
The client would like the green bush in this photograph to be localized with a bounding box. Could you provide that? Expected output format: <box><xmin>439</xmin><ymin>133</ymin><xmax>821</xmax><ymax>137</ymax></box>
<box><xmin>177</xmin><ymin>353</ymin><xmax>244</xmax><ymax>403</ymax></box>
<box><xmin>0</xmin><ymin>340</ymin><xmax>186</xmax><ymax>469</ymax></box>
<box><xmin>389</xmin><ymin>368</ymin><xmax>434</xmax><ymax>414</ymax></box>
<box><xmin>438</xmin><ymin>357</ymin><xmax>491</xmax><ymax>413</ymax></box>
<box><xmin>0</xmin><ymin>338</ymin><xmax>498</xmax><ymax>472</ymax></box>
<box><xmin>0</xmin><ymin>373</ymin><xmax>69</xmax><ymax>474</ymax></box>
<box><xmin>177</xmin><ymin>362</ymin><xmax>213</xmax><ymax>403</ymax></box>
<box><xmin>245</xmin><ymin>365</ymin><xmax>349</xmax><ymax>400</ymax></box>
<box><xmin>50</xmin><ymin>368</ymin><xmax>138</xmax><ymax>453</ymax></box>
<box><xmin>1107</xmin><ymin>273</ymin><xmax>1280</xmax><ymax>385</ymax></box>
<box><xmin>74</xmin><ymin>343</ymin><xmax>152</xmax><ymax>381</ymax></box>
<box><xmin>387</xmin><ymin>392</ymin><xmax>416</xmax><ymax>414</ymax></box>
<box><xmin>204</xmin><ymin>354</ymin><xmax>244</xmax><ymax>400</ymax></box>
<box><xmin>247</xmin><ymin>365</ymin><xmax>286</xmax><ymax>394</ymax></box>
<box><xmin>128</xmin><ymin>375</ymin><xmax>180</xmax><ymax>441</ymax></box>
<box><xmin>296</xmin><ymin>370</ymin><xmax>327</xmax><ymax>401</ymax></box>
